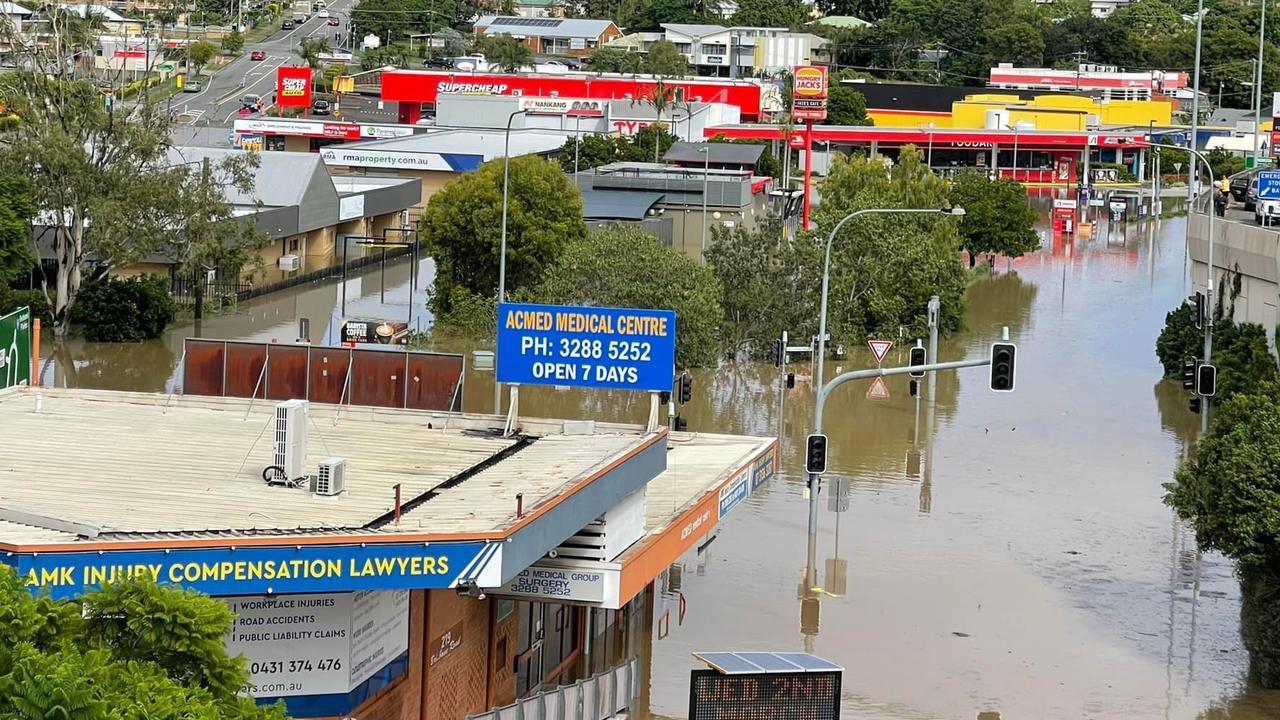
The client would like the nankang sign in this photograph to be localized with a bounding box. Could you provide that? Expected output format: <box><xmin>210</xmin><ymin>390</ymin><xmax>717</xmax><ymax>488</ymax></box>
<box><xmin>496</xmin><ymin>302</ymin><xmax>677</xmax><ymax>392</ymax></box>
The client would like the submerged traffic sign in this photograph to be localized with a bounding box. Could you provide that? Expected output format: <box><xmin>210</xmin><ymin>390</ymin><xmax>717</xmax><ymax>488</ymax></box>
<box><xmin>867</xmin><ymin>339</ymin><xmax>892</xmax><ymax>364</ymax></box>
<box><xmin>867</xmin><ymin>376</ymin><xmax>890</xmax><ymax>400</ymax></box>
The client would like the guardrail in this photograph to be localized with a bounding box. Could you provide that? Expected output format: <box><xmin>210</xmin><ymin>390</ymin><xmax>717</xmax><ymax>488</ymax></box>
<box><xmin>467</xmin><ymin>658</ymin><xmax>640</xmax><ymax>720</ymax></box>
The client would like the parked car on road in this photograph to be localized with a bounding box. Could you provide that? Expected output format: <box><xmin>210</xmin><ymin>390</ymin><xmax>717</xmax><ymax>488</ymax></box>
<box><xmin>250</xmin><ymin>50</ymin><xmax>266</xmax><ymax>60</ymax></box>
<box><xmin>282</xmin><ymin>18</ymin><xmax>295</xmax><ymax>28</ymax></box>
<box><xmin>241</xmin><ymin>94</ymin><xmax>262</xmax><ymax>110</ymax></box>
<box><xmin>327</xmin><ymin>15</ymin><xmax>339</xmax><ymax>25</ymax></box>
<box><xmin>311</xmin><ymin>99</ymin><xmax>331</xmax><ymax>115</ymax></box>
<box><xmin>182</xmin><ymin>78</ymin><xmax>202</xmax><ymax>93</ymax></box>
<box><xmin>1230</xmin><ymin>169</ymin><xmax>1257</xmax><ymax>203</ymax></box>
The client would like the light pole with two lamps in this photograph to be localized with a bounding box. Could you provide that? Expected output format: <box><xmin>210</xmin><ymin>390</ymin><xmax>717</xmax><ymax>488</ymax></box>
<box><xmin>495</xmin><ymin>108</ymin><xmax>527</xmax><ymax>412</ymax></box>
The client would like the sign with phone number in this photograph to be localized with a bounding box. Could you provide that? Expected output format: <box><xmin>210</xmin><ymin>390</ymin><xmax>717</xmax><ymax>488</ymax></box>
<box><xmin>496</xmin><ymin>302</ymin><xmax>677</xmax><ymax>392</ymax></box>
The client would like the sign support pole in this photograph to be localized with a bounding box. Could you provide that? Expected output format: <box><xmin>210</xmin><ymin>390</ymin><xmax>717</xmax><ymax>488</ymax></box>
<box><xmin>802</xmin><ymin>121</ymin><xmax>814</xmax><ymax>231</ymax></box>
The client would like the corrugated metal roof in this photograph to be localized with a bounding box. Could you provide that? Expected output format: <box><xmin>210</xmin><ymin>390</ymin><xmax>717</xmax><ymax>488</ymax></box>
<box><xmin>580</xmin><ymin>189</ymin><xmax>663</xmax><ymax>220</ymax></box>
<box><xmin>0</xmin><ymin>520</ymin><xmax>77</xmax><ymax>544</ymax></box>
<box><xmin>339</xmin><ymin>128</ymin><xmax>569</xmax><ymax>161</ymax></box>
<box><xmin>663</xmin><ymin>140</ymin><xmax>764</xmax><ymax>166</ymax></box>
<box><xmin>167</xmin><ymin>146</ymin><xmax>326</xmax><ymax>209</ymax></box>
<box><xmin>660</xmin><ymin>23</ymin><xmax>727</xmax><ymax>37</ymax></box>
<box><xmin>642</xmin><ymin>435</ymin><xmax>769</xmax><ymax>528</ymax></box>
<box><xmin>476</xmin><ymin>15</ymin><xmax>614</xmax><ymax>38</ymax></box>
<box><xmin>0</xmin><ymin>389</ymin><xmax>655</xmax><ymax>544</ymax></box>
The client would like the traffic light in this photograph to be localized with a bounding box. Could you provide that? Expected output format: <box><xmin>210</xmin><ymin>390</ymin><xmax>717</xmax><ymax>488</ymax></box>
<box><xmin>674</xmin><ymin>415</ymin><xmax>688</xmax><ymax>431</ymax></box>
<box><xmin>909</xmin><ymin>345</ymin><xmax>926</xmax><ymax>378</ymax></box>
<box><xmin>1182</xmin><ymin>358</ymin><xmax>1198</xmax><ymax>391</ymax></box>
<box><xmin>989</xmin><ymin>343</ymin><xmax>1016</xmax><ymax>392</ymax></box>
<box><xmin>909</xmin><ymin>379</ymin><xmax>919</xmax><ymax>397</ymax></box>
<box><xmin>771</xmin><ymin>339</ymin><xmax>783</xmax><ymax>367</ymax></box>
<box><xmin>1189</xmin><ymin>397</ymin><xmax>1202</xmax><ymax>414</ymax></box>
<box><xmin>805</xmin><ymin>433</ymin><xmax>828</xmax><ymax>475</ymax></box>
<box><xmin>1191</xmin><ymin>292</ymin><xmax>1205</xmax><ymax>329</ymax></box>
<box><xmin>786</xmin><ymin>372</ymin><xmax>795</xmax><ymax>389</ymax></box>
<box><xmin>658</xmin><ymin>390</ymin><xmax>671</xmax><ymax>405</ymax></box>
<box><xmin>1197</xmin><ymin>363</ymin><xmax>1217</xmax><ymax>397</ymax></box>
<box><xmin>678</xmin><ymin>372</ymin><xmax>692</xmax><ymax>403</ymax></box>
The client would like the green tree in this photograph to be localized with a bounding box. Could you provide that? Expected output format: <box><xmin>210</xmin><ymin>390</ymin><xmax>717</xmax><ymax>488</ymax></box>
<box><xmin>588</xmin><ymin>46</ymin><xmax>645</xmax><ymax>73</ymax></box>
<box><xmin>1154</xmin><ymin>306</ymin><xmax>1275</xmax><ymax>404</ymax></box>
<box><xmin>731</xmin><ymin>0</ymin><xmax>807</xmax><ymax>29</ymax></box>
<box><xmin>74</xmin><ymin>276</ymin><xmax>176</xmax><ymax>342</ymax></box>
<box><xmin>984</xmin><ymin>21</ymin><xmax>1044</xmax><ymax>67</ymax></box>
<box><xmin>0</xmin><ymin>175</ymin><xmax>35</xmax><ymax>286</ymax></box>
<box><xmin>634</xmin><ymin>79</ymin><xmax>678</xmax><ymax>162</ymax></box>
<box><xmin>421</xmin><ymin>156</ymin><xmax>586</xmax><ymax>318</ymax></box>
<box><xmin>295</xmin><ymin>36</ymin><xmax>330</xmax><ymax>75</ymax></box>
<box><xmin>480</xmin><ymin>34</ymin><xmax>533</xmax><ymax>72</ymax></box>
<box><xmin>361</xmin><ymin>46</ymin><xmax>410</xmax><ymax>71</ymax></box>
<box><xmin>706</xmin><ymin>215</ymin><xmax>811</xmax><ymax>356</ymax></box>
<box><xmin>946</xmin><ymin>171</ymin><xmax>1039</xmax><ymax>266</ymax></box>
<box><xmin>823</xmin><ymin>85</ymin><xmax>871</xmax><ymax>126</ymax></box>
<box><xmin>187</xmin><ymin>40</ymin><xmax>218</xmax><ymax>74</ymax></box>
<box><xmin>632</xmin><ymin>122</ymin><xmax>678</xmax><ymax>163</ymax></box>
<box><xmin>0</xmin><ymin>70</ymin><xmax>242</xmax><ymax>337</ymax></box>
<box><xmin>221</xmin><ymin>29</ymin><xmax>244</xmax><ymax>54</ymax></box>
<box><xmin>812</xmin><ymin>146</ymin><xmax>968</xmax><ymax>339</ymax></box>
<box><xmin>0</xmin><ymin>568</ymin><xmax>287</xmax><ymax>720</ymax></box>
<box><xmin>531</xmin><ymin>225</ymin><xmax>725</xmax><ymax>368</ymax></box>
<box><xmin>1154</xmin><ymin>303</ymin><xmax>1203</xmax><ymax>377</ymax></box>
<box><xmin>619</xmin><ymin>0</ymin><xmax>708</xmax><ymax>32</ymax></box>
<box><xmin>1164</xmin><ymin>381</ymin><xmax>1280</xmax><ymax>686</ymax></box>
<box><xmin>558</xmin><ymin>133</ymin><xmax>639</xmax><ymax>173</ymax></box>
<box><xmin>644</xmin><ymin>40</ymin><xmax>689</xmax><ymax>76</ymax></box>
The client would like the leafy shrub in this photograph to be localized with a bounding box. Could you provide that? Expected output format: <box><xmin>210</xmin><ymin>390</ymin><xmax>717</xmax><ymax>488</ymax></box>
<box><xmin>0</xmin><ymin>287</ymin><xmax>51</xmax><ymax>323</ymax></box>
<box><xmin>74</xmin><ymin>275</ymin><xmax>175</xmax><ymax>342</ymax></box>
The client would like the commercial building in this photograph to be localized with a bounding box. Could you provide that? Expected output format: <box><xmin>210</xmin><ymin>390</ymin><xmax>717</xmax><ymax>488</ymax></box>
<box><xmin>380</xmin><ymin>69</ymin><xmax>775</xmax><ymax>124</ymax></box>
<box><xmin>0</xmin><ymin>384</ymin><xmax>776</xmax><ymax>719</ymax></box>
<box><xmin>706</xmin><ymin>124</ymin><xmax>1149</xmax><ymax>185</ymax></box>
<box><xmin>434</xmin><ymin>93</ymin><xmax>741</xmax><ymax>142</ymax></box>
<box><xmin>0</xmin><ymin>2</ymin><xmax>31</xmax><ymax>53</ymax></box>
<box><xmin>611</xmin><ymin>23</ymin><xmax>826</xmax><ymax>77</ymax></box>
<box><xmin>232</xmin><ymin>117</ymin><xmax>420</xmax><ymax>154</ymax></box>
<box><xmin>36</xmin><ymin>147</ymin><xmax>421</xmax><ymax>287</ymax></box>
<box><xmin>318</xmin><ymin>127</ymin><xmax>569</xmax><ymax>209</ymax></box>
<box><xmin>473</xmin><ymin>16</ymin><xmax>621</xmax><ymax>58</ymax></box>
<box><xmin>988</xmin><ymin>63</ymin><xmax>1188</xmax><ymax>101</ymax></box>
<box><xmin>575</xmin><ymin>161</ymin><xmax>772</xmax><ymax>257</ymax></box>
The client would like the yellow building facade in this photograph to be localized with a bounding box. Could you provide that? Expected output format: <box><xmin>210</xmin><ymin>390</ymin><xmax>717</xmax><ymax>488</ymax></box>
<box><xmin>868</xmin><ymin>92</ymin><xmax>1173</xmax><ymax>131</ymax></box>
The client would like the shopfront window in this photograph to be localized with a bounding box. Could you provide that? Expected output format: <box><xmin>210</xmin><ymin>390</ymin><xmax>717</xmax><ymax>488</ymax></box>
<box><xmin>514</xmin><ymin>601</ymin><xmax>583</xmax><ymax>697</ymax></box>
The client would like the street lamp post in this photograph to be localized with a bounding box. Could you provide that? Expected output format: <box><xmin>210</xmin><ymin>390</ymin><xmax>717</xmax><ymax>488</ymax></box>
<box><xmin>573</xmin><ymin>113</ymin><xmax>583</xmax><ymax>177</ymax></box>
<box><xmin>1151</xmin><ymin>140</ymin><xmax>1216</xmax><ymax>431</ymax></box>
<box><xmin>1255</xmin><ymin>0</ymin><xmax>1268</xmax><ymax>170</ymax></box>
<box><xmin>699</xmin><ymin>145</ymin><xmax>710</xmax><ymax>258</ymax></box>
<box><xmin>495</xmin><ymin>108</ymin><xmax>527</xmax><ymax>413</ymax></box>
<box><xmin>1188</xmin><ymin>0</ymin><xmax>1206</xmax><ymax>201</ymax></box>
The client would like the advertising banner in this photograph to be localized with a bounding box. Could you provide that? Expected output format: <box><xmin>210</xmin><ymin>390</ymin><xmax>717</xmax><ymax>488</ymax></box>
<box><xmin>792</xmin><ymin>65</ymin><xmax>829</xmax><ymax>122</ymax></box>
<box><xmin>277</xmin><ymin>66</ymin><xmax>313</xmax><ymax>108</ymax></box>
<box><xmin>0</xmin><ymin>306</ymin><xmax>31</xmax><ymax>390</ymax></box>
<box><xmin>496</xmin><ymin>302</ymin><xmax>677</xmax><ymax>392</ymax></box>
<box><xmin>340</xmin><ymin>319</ymin><xmax>409</xmax><ymax>345</ymax></box>
<box><xmin>12</xmin><ymin>541</ymin><xmax>495</xmax><ymax>599</ymax></box>
<box><xmin>518</xmin><ymin>97</ymin><xmax>604</xmax><ymax>116</ymax></box>
<box><xmin>223</xmin><ymin>589</ymin><xmax>410</xmax><ymax>716</ymax></box>
<box><xmin>498</xmin><ymin>565</ymin><xmax>606</xmax><ymax>602</ymax></box>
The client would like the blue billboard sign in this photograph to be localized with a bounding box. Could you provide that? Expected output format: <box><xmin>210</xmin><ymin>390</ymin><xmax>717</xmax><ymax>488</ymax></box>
<box><xmin>5</xmin><ymin>541</ymin><xmax>496</xmax><ymax>599</ymax></box>
<box><xmin>1258</xmin><ymin>170</ymin><xmax>1280</xmax><ymax>200</ymax></box>
<box><xmin>496</xmin><ymin>302</ymin><xmax>677</xmax><ymax>392</ymax></box>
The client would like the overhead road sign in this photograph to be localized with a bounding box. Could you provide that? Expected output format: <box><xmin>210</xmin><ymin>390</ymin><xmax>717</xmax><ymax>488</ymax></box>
<box><xmin>496</xmin><ymin>302</ymin><xmax>676</xmax><ymax>392</ymax></box>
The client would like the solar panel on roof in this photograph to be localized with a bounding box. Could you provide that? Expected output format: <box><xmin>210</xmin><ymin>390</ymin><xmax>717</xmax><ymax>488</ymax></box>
<box><xmin>735</xmin><ymin>652</ymin><xmax>802</xmax><ymax>673</ymax></box>
<box><xmin>694</xmin><ymin>652</ymin><xmax>760</xmax><ymax>674</ymax></box>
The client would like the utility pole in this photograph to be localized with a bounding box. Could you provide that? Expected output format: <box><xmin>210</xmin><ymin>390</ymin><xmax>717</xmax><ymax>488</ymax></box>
<box><xmin>1189</xmin><ymin>0</ymin><xmax>1205</xmax><ymax>201</ymax></box>
<box><xmin>1254</xmin><ymin>0</ymin><xmax>1268</xmax><ymax>170</ymax></box>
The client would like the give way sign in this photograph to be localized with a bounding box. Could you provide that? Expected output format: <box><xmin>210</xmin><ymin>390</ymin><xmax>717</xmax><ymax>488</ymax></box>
<box><xmin>867</xmin><ymin>339</ymin><xmax>893</xmax><ymax>364</ymax></box>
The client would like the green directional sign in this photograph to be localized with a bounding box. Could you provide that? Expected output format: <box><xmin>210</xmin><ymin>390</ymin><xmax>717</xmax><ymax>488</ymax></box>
<box><xmin>0</xmin><ymin>307</ymin><xmax>32</xmax><ymax>389</ymax></box>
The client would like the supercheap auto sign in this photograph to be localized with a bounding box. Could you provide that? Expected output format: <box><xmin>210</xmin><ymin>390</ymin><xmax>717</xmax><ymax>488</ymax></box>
<box><xmin>277</xmin><ymin>66</ymin><xmax>313</xmax><ymax>108</ymax></box>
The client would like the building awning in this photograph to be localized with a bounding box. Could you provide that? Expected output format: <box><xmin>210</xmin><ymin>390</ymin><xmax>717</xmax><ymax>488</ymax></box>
<box><xmin>580</xmin><ymin>189</ymin><xmax>663</xmax><ymax>220</ymax></box>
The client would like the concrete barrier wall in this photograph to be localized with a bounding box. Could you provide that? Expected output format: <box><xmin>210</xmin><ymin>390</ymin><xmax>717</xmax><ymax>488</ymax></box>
<box><xmin>1188</xmin><ymin>211</ymin><xmax>1280</xmax><ymax>347</ymax></box>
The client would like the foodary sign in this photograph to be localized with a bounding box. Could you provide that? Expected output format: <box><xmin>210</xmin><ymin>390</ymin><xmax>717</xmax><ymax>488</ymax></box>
<box><xmin>792</xmin><ymin>65</ymin><xmax>828</xmax><ymax>122</ymax></box>
<box><xmin>277</xmin><ymin>66</ymin><xmax>313</xmax><ymax>108</ymax></box>
<box><xmin>496</xmin><ymin>302</ymin><xmax>677</xmax><ymax>392</ymax></box>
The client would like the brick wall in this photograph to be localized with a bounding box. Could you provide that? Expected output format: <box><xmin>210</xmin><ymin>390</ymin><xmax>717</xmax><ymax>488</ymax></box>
<box><xmin>422</xmin><ymin>590</ymin><xmax>492</xmax><ymax>719</ymax></box>
<box><xmin>351</xmin><ymin>591</ymin><xmax>425</xmax><ymax>720</ymax></box>
<box><xmin>488</xmin><ymin>602</ymin><xmax>518</xmax><ymax>708</ymax></box>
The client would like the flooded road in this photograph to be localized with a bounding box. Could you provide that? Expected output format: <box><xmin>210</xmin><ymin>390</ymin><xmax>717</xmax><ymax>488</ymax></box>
<box><xmin>38</xmin><ymin>206</ymin><xmax>1280</xmax><ymax>718</ymax></box>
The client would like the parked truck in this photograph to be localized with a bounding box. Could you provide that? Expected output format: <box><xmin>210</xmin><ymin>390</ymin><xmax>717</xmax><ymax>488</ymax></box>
<box><xmin>1254</xmin><ymin>170</ymin><xmax>1280</xmax><ymax>226</ymax></box>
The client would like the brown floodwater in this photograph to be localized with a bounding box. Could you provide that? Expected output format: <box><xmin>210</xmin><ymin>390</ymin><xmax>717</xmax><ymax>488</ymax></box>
<box><xmin>36</xmin><ymin>206</ymin><xmax>1280</xmax><ymax>719</ymax></box>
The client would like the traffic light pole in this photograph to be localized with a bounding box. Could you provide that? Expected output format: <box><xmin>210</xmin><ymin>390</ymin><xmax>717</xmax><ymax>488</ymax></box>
<box><xmin>805</xmin><ymin>356</ymin><xmax>993</xmax><ymax>548</ymax></box>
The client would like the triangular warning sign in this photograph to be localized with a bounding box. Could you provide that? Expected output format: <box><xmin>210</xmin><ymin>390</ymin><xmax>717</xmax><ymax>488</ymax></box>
<box><xmin>867</xmin><ymin>376</ymin><xmax>890</xmax><ymax>400</ymax></box>
<box><xmin>867</xmin><ymin>339</ymin><xmax>893</xmax><ymax>364</ymax></box>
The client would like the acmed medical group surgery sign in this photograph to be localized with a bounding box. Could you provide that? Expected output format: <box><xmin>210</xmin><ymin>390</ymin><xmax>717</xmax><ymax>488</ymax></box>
<box><xmin>496</xmin><ymin>302</ymin><xmax>676</xmax><ymax>392</ymax></box>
